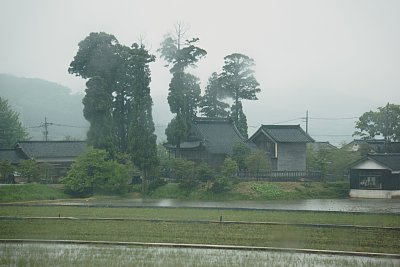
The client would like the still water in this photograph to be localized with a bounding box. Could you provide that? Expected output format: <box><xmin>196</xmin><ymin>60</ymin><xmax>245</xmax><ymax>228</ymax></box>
<box><xmin>53</xmin><ymin>198</ymin><xmax>400</xmax><ymax>213</ymax></box>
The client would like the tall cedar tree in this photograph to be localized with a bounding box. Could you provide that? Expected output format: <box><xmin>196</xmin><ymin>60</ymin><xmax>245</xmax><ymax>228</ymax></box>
<box><xmin>219</xmin><ymin>53</ymin><xmax>260</xmax><ymax>138</ymax></box>
<box><xmin>69</xmin><ymin>32</ymin><xmax>120</xmax><ymax>151</ymax></box>
<box><xmin>127</xmin><ymin>44</ymin><xmax>158</xmax><ymax>190</ymax></box>
<box><xmin>231</xmin><ymin>101</ymin><xmax>248</xmax><ymax>138</ymax></box>
<box><xmin>69</xmin><ymin>32</ymin><xmax>158</xmax><ymax>181</ymax></box>
<box><xmin>82</xmin><ymin>77</ymin><xmax>116</xmax><ymax>153</ymax></box>
<box><xmin>0</xmin><ymin>97</ymin><xmax>29</xmax><ymax>147</ymax></box>
<box><xmin>200</xmin><ymin>72</ymin><xmax>230</xmax><ymax>118</ymax></box>
<box><xmin>158</xmin><ymin>24</ymin><xmax>206</xmax><ymax>149</ymax></box>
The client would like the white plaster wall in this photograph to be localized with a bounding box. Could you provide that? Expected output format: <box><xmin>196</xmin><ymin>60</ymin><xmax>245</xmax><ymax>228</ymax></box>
<box><xmin>352</xmin><ymin>159</ymin><xmax>387</xmax><ymax>170</ymax></box>
<box><xmin>350</xmin><ymin>189</ymin><xmax>400</xmax><ymax>199</ymax></box>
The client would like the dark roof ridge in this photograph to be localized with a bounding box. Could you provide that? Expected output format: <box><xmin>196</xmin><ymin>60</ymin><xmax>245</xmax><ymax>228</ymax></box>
<box><xmin>348</xmin><ymin>153</ymin><xmax>400</xmax><ymax>171</ymax></box>
<box><xmin>261</xmin><ymin>124</ymin><xmax>301</xmax><ymax>128</ymax></box>
<box><xmin>16</xmin><ymin>140</ymin><xmax>86</xmax><ymax>143</ymax></box>
<box><xmin>368</xmin><ymin>153</ymin><xmax>400</xmax><ymax>156</ymax></box>
<box><xmin>194</xmin><ymin>117</ymin><xmax>231</xmax><ymax>123</ymax></box>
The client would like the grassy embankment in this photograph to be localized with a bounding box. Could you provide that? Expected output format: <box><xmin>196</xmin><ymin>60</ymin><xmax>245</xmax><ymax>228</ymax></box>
<box><xmin>147</xmin><ymin>181</ymin><xmax>349</xmax><ymax>200</ymax></box>
<box><xmin>0</xmin><ymin>181</ymin><xmax>348</xmax><ymax>203</ymax></box>
<box><xmin>0</xmin><ymin>206</ymin><xmax>399</xmax><ymax>254</ymax></box>
<box><xmin>0</xmin><ymin>184</ymin><xmax>68</xmax><ymax>203</ymax></box>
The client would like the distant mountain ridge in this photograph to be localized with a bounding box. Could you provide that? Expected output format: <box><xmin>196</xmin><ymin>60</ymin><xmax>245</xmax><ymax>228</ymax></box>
<box><xmin>0</xmin><ymin>74</ymin><xmax>88</xmax><ymax>141</ymax></box>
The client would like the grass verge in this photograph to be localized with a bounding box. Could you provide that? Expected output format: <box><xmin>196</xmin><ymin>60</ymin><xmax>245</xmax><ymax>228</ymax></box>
<box><xmin>0</xmin><ymin>184</ymin><xmax>68</xmax><ymax>203</ymax></box>
<box><xmin>0</xmin><ymin>181</ymin><xmax>349</xmax><ymax>203</ymax></box>
<box><xmin>148</xmin><ymin>181</ymin><xmax>349</xmax><ymax>200</ymax></box>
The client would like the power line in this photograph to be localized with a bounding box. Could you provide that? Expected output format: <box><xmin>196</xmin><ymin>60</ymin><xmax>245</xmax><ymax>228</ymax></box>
<box><xmin>311</xmin><ymin>134</ymin><xmax>353</xmax><ymax>137</ymax></box>
<box><xmin>310</xmin><ymin>117</ymin><xmax>358</xmax><ymax>120</ymax></box>
<box><xmin>271</xmin><ymin>118</ymin><xmax>304</xmax><ymax>125</ymax></box>
<box><xmin>27</xmin><ymin>118</ymin><xmax>88</xmax><ymax>141</ymax></box>
<box><xmin>52</xmin><ymin>123</ymin><xmax>88</xmax><ymax>128</ymax></box>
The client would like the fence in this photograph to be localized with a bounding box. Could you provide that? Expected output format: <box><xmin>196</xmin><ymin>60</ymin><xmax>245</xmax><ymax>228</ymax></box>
<box><xmin>237</xmin><ymin>171</ymin><xmax>322</xmax><ymax>182</ymax></box>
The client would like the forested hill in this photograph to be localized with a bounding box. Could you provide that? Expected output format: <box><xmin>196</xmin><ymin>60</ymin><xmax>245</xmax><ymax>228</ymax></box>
<box><xmin>0</xmin><ymin>74</ymin><xmax>88</xmax><ymax>141</ymax></box>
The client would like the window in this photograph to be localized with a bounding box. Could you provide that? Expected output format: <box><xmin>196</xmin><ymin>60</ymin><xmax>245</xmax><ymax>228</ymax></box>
<box><xmin>359</xmin><ymin>171</ymin><xmax>382</xmax><ymax>189</ymax></box>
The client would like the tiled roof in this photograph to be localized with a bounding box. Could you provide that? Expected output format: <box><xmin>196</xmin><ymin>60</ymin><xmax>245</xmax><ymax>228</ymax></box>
<box><xmin>193</xmin><ymin>118</ymin><xmax>244</xmax><ymax>154</ymax></box>
<box><xmin>345</xmin><ymin>139</ymin><xmax>400</xmax><ymax>153</ymax></box>
<box><xmin>368</xmin><ymin>154</ymin><xmax>400</xmax><ymax>171</ymax></box>
<box><xmin>251</xmin><ymin>125</ymin><xmax>314</xmax><ymax>143</ymax></box>
<box><xmin>0</xmin><ymin>149</ymin><xmax>27</xmax><ymax>164</ymax></box>
<box><xmin>15</xmin><ymin>141</ymin><xmax>86</xmax><ymax>159</ymax></box>
<box><xmin>164</xmin><ymin>141</ymin><xmax>202</xmax><ymax>149</ymax></box>
<box><xmin>308</xmin><ymin>142</ymin><xmax>338</xmax><ymax>152</ymax></box>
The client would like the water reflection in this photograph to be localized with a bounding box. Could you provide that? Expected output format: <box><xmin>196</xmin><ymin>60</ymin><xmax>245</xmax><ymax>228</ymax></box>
<box><xmin>53</xmin><ymin>198</ymin><xmax>400</xmax><ymax>213</ymax></box>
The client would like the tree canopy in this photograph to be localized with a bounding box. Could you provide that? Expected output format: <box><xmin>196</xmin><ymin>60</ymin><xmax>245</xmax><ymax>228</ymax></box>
<box><xmin>354</xmin><ymin>103</ymin><xmax>400</xmax><ymax>142</ymax></box>
<box><xmin>69</xmin><ymin>32</ymin><xmax>158</xmax><ymax>183</ymax></box>
<box><xmin>159</xmin><ymin>24</ymin><xmax>207</xmax><ymax>148</ymax></box>
<box><xmin>0</xmin><ymin>97</ymin><xmax>29</xmax><ymax>148</ymax></box>
<box><xmin>158</xmin><ymin>23</ymin><xmax>207</xmax><ymax>74</ymax></box>
<box><xmin>200</xmin><ymin>72</ymin><xmax>230</xmax><ymax>118</ymax></box>
<box><xmin>62</xmin><ymin>148</ymin><xmax>131</xmax><ymax>196</ymax></box>
<box><xmin>219</xmin><ymin>53</ymin><xmax>260</xmax><ymax>138</ymax></box>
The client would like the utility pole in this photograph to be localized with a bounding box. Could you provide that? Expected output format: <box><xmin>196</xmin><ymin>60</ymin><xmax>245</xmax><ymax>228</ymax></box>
<box><xmin>42</xmin><ymin>117</ymin><xmax>53</xmax><ymax>141</ymax></box>
<box><xmin>305</xmin><ymin>110</ymin><xmax>309</xmax><ymax>133</ymax></box>
<box><xmin>384</xmin><ymin>103</ymin><xmax>390</xmax><ymax>152</ymax></box>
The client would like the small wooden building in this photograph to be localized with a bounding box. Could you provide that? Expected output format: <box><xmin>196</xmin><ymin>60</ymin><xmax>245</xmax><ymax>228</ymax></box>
<box><xmin>348</xmin><ymin>153</ymin><xmax>400</xmax><ymax>198</ymax></box>
<box><xmin>248</xmin><ymin>125</ymin><xmax>314</xmax><ymax>171</ymax></box>
<box><xmin>14</xmin><ymin>141</ymin><xmax>87</xmax><ymax>177</ymax></box>
<box><xmin>164</xmin><ymin>117</ymin><xmax>245</xmax><ymax>167</ymax></box>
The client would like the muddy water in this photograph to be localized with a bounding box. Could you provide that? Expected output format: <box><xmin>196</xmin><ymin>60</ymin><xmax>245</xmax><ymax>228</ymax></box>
<box><xmin>51</xmin><ymin>198</ymin><xmax>400</xmax><ymax>213</ymax></box>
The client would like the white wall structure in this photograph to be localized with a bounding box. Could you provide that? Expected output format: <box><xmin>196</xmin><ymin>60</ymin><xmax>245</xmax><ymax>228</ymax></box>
<box><xmin>349</xmin><ymin>189</ymin><xmax>400</xmax><ymax>199</ymax></box>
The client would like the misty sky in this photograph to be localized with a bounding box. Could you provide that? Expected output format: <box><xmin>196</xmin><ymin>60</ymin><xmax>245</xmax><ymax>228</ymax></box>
<box><xmin>1</xmin><ymin>0</ymin><xmax>399</xmax><ymax>145</ymax></box>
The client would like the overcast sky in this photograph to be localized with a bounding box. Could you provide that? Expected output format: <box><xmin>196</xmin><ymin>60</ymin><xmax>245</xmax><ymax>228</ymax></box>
<box><xmin>1</xmin><ymin>0</ymin><xmax>399</xmax><ymax>145</ymax></box>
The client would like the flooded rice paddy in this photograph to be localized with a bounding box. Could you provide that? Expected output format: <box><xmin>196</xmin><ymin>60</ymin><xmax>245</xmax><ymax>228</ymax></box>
<box><xmin>1</xmin><ymin>243</ymin><xmax>399</xmax><ymax>267</ymax></box>
<box><xmin>47</xmin><ymin>198</ymin><xmax>400</xmax><ymax>214</ymax></box>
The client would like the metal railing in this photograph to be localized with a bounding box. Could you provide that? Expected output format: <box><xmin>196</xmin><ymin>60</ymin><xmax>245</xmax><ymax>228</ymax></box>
<box><xmin>237</xmin><ymin>171</ymin><xmax>322</xmax><ymax>182</ymax></box>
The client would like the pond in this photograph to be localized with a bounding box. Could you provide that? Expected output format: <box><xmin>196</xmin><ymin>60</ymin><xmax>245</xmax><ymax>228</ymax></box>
<box><xmin>1</xmin><ymin>243</ymin><xmax>398</xmax><ymax>267</ymax></box>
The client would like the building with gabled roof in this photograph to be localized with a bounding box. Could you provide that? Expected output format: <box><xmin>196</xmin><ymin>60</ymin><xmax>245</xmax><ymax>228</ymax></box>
<box><xmin>0</xmin><ymin>141</ymin><xmax>87</xmax><ymax>182</ymax></box>
<box><xmin>15</xmin><ymin>140</ymin><xmax>86</xmax><ymax>164</ymax></box>
<box><xmin>249</xmin><ymin>125</ymin><xmax>314</xmax><ymax>171</ymax></box>
<box><xmin>308</xmin><ymin>141</ymin><xmax>338</xmax><ymax>153</ymax></box>
<box><xmin>164</xmin><ymin>117</ymin><xmax>245</xmax><ymax>166</ymax></box>
<box><xmin>343</xmin><ymin>139</ymin><xmax>400</xmax><ymax>154</ymax></box>
<box><xmin>348</xmin><ymin>153</ymin><xmax>400</xmax><ymax>198</ymax></box>
<box><xmin>0</xmin><ymin>148</ymin><xmax>28</xmax><ymax>164</ymax></box>
<box><xmin>15</xmin><ymin>140</ymin><xmax>87</xmax><ymax>177</ymax></box>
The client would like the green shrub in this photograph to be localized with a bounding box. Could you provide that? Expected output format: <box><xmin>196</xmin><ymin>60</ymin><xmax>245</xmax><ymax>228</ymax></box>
<box><xmin>148</xmin><ymin>178</ymin><xmax>167</xmax><ymax>191</ymax></box>
<box><xmin>179</xmin><ymin>178</ymin><xmax>198</xmax><ymax>191</ymax></box>
<box><xmin>195</xmin><ymin>163</ymin><xmax>215</xmax><ymax>182</ymax></box>
<box><xmin>210</xmin><ymin>176</ymin><xmax>231</xmax><ymax>193</ymax></box>
<box><xmin>169</xmin><ymin>158</ymin><xmax>195</xmax><ymax>180</ymax></box>
<box><xmin>220</xmin><ymin>157</ymin><xmax>238</xmax><ymax>178</ymax></box>
<box><xmin>61</xmin><ymin>148</ymin><xmax>131</xmax><ymax>196</ymax></box>
<box><xmin>18</xmin><ymin>159</ymin><xmax>40</xmax><ymax>183</ymax></box>
<box><xmin>251</xmin><ymin>183</ymin><xmax>284</xmax><ymax>199</ymax></box>
<box><xmin>245</xmin><ymin>150</ymin><xmax>272</xmax><ymax>173</ymax></box>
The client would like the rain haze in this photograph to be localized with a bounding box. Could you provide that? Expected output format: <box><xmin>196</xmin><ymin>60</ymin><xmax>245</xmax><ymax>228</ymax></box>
<box><xmin>1</xmin><ymin>0</ymin><xmax>399</xmax><ymax>145</ymax></box>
